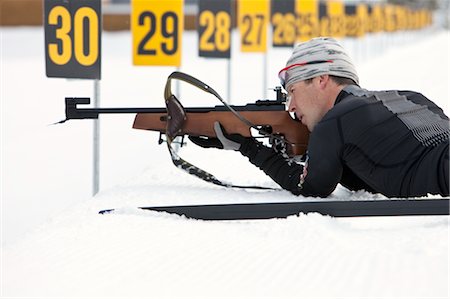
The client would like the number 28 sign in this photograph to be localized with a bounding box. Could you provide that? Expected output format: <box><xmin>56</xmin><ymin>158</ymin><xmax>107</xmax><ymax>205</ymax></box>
<box><xmin>132</xmin><ymin>0</ymin><xmax>183</xmax><ymax>66</ymax></box>
<box><xmin>44</xmin><ymin>0</ymin><xmax>101</xmax><ymax>79</ymax></box>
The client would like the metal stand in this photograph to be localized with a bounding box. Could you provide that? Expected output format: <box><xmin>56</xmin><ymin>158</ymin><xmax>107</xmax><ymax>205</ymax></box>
<box><xmin>93</xmin><ymin>79</ymin><xmax>100</xmax><ymax>196</ymax></box>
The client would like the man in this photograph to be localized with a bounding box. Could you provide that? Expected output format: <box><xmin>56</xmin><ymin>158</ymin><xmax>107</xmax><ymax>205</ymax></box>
<box><xmin>189</xmin><ymin>37</ymin><xmax>449</xmax><ymax>198</ymax></box>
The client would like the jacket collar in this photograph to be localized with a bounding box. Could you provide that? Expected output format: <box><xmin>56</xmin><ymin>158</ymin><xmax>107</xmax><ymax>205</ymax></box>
<box><xmin>334</xmin><ymin>84</ymin><xmax>362</xmax><ymax>106</ymax></box>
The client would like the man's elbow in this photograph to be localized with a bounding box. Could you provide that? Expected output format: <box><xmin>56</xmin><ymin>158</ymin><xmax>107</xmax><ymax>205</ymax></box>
<box><xmin>288</xmin><ymin>182</ymin><xmax>335</xmax><ymax>198</ymax></box>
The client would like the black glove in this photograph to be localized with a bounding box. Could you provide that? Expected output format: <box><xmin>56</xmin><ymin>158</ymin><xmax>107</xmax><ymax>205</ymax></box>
<box><xmin>188</xmin><ymin>121</ymin><xmax>251</xmax><ymax>151</ymax></box>
<box><xmin>239</xmin><ymin>136</ymin><xmax>305</xmax><ymax>196</ymax></box>
<box><xmin>190</xmin><ymin>121</ymin><xmax>305</xmax><ymax>195</ymax></box>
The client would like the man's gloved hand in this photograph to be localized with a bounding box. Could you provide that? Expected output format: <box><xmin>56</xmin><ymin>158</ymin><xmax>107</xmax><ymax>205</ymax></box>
<box><xmin>190</xmin><ymin>121</ymin><xmax>305</xmax><ymax>196</ymax></box>
<box><xmin>188</xmin><ymin>121</ymin><xmax>249</xmax><ymax>151</ymax></box>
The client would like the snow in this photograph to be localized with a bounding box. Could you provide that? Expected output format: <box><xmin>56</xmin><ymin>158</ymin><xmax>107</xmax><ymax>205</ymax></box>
<box><xmin>1</xmin><ymin>25</ymin><xmax>449</xmax><ymax>298</ymax></box>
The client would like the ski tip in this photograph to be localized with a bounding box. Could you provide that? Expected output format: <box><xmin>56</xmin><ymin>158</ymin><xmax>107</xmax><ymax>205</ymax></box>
<box><xmin>99</xmin><ymin>209</ymin><xmax>115</xmax><ymax>214</ymax></box>
<box><xmin>49</xmin><ymin>119</ymin><xmax>68</xmax><ymax>126</ymax></box>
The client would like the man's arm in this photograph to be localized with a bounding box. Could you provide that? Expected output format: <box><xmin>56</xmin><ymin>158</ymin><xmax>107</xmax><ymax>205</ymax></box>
<box><xmin>190</xmin><ymin>122</ymin><xmax>305</xmax><ymax>194</ymax></box>
<box><xmin>190</xmin><ymin>121</ymin><xmax>344</xmax><ymax>197</ymax></box>
<box><xmin>240</xmin><ymin>115</ymin><xmax>345</xmax><ymax>197</ymax></box>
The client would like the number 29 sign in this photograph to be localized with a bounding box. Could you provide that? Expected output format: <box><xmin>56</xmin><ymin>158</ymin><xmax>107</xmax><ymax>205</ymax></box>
<box><xmin>44</xmin><ymin>0</ymin><xmax>101</xmax><ymax>79</ymax></box>
<box><xmin>132</xmin><ymin>0</ymin><xmax>183</xmax><ymax>66</ymax></box>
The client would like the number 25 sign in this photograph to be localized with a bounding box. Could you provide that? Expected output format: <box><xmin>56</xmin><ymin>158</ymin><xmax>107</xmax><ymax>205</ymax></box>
<box><xmin>132</xmin><ymin>0</ymin><xmax>183</xmax><ymax>66</ymax></box>
<box><xmin>44</xmin><ymin>0</ymin><xmax>101</xmax><ymax>79</ymax></box>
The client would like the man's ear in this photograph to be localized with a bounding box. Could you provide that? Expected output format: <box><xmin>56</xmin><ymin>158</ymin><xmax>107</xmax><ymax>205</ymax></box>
<box><xmin>317</xmin><ymin>75</ymin><xmax>330</xmax><ymax>89</ymax></box>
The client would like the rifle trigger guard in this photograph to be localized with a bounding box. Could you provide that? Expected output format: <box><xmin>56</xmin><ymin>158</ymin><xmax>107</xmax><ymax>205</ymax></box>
<box><xmin>257</xmin><ymin>125</ymin><xmax>273</xmax><ymax>136</ymax></box>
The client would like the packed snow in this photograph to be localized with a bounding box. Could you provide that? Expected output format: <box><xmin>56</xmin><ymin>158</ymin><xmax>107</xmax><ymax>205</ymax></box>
<box><xmin>1</xmin><ymin>23</ymin><xmax>449</xmax><ymax>298</ymax></box>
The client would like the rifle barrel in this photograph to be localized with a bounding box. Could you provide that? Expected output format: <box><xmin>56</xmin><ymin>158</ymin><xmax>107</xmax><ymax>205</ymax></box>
<box><xmin>79</xmin><ymin>107</ymin><xmax>167</xmax><ymax>114</ymax></box>
<box><xmin>65</xmin><ymin>97</ymin><xmax>286</xmax><ymax>120</ymax></box>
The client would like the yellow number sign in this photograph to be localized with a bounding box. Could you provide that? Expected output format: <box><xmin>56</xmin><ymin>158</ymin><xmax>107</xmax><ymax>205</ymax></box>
<box><xmin>296</xmin><ymin>0</ymin><xmax>319</xmax><ymax>42</ymax></box>
<box><xmin>368</xmin><ymin>4</ymin><xmax>383</xmax><ymax>33</ymax></box>
<box><xmin>238</xmin><ymin>0</ymin><xmax>269</xmax><ymax>53</ymax></box>
<box><xmin>132</xmin><ymin>0</ymin><xmax>183</xmax><ymax>66</ymax></box>
<box><xmin>328</xmin><ymin>0</ymin><xmax>345</xmax><ymax>38</ymax></box>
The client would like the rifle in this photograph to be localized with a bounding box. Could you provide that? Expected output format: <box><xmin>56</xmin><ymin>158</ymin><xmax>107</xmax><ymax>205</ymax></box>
<box><xmin>62</xmin><ymin>72</ymin><xmax>310</xmax><ymax>189</ymax></box>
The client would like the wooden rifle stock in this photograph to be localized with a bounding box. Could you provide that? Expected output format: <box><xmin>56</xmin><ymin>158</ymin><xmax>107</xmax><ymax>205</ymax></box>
<box><xmin>132</xmin><ymin>104</ymin><xmax>309</xmax><ymax>156</ymax></box>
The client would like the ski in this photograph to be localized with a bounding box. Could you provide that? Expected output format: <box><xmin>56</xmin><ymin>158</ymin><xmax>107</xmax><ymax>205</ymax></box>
<box><xmin>99</xmin><ymin>198</ymin><xmax>449</xmax><ymax>220</ymax></box>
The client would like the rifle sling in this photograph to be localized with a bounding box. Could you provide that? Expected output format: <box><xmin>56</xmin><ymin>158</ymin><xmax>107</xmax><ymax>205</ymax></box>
<box><xmin>163</xmin><ymin>71</ymin><xmax>280</xmax><ymax>191</ymax></box>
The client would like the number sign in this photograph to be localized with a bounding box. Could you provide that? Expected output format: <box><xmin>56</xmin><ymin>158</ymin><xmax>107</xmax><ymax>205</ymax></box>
<box><xmin>356</xmin><ymin>4</ymin><xmax>369</xmax><ymax>37</ymax></box>
<box><xmin>319</xmin><ymin>2</ymin><xmax>330</xmax><ymax>36</ymax></box>
<box><xmin>345</xmin><ymin>4</ymin><xmax>359</xmax><ymax>37</ymax></box>
<box><xmin>383</xmin><ymin>4</ymin><xmax>396</xmax><ymax>32</ymax></box>
<box><xmin>238</xmin><ymin>0</ymin><xmax>269</xmax><ymax>53</ymax></box>
<box><xmin>319</xmin><ymin>0</ymin><xmax>345</xmax><ymax>38</ymax></box>
<box><xmin>328</xmin><ymin>0</ymin><xmax>345</xmax><ymax>38</ymax></box>
<box><xmin>367</xmin><ymin>4</ymin><xmax>383</xmax><ymax>33</ymax></box>
<box><xmin>198</xmin><ymin>0</ymin><xmax>232</xmax><ymax>58</ymax></box>
<box><xmin>296</xmin><ymin>0</ymin><xmax>319</xmax><ymax>42</ymax></box>
<box><xmin>271</xmin><ymin>0</ymin><xmax>296</xmax><ymax>47</ymax></box>
<box><xmin>132</xmin><ymin>0</ymin><xmax>183</xmax><ymax>66</ymax></box>
<box><xmin>44</xmin><ymin>0</ymin><xmax>101</xmax><ymax>79</ymax></box>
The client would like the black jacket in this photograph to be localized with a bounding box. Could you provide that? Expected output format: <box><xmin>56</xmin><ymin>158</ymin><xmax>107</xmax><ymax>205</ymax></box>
<box><xmin>240</xmin><ymin>85</ymin><xmax>449</xmax><ymax>198</ymax></box>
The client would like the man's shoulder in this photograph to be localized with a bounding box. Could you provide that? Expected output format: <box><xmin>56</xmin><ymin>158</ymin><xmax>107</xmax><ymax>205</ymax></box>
<box><xmin>330</xmin><ymin>86</ymin><xmax>431</xmax><ymax>117</ymax></box>
<box><xmin>341</xmin><ymin>86</ymin><xmax>428</xmax><ymax>103</ymax></box>
<box><xmin>322</xmin><ymin>86</ymin><xmax>406</xmax><ymax>124</ymax></box>
<box><xmin>338</xmin><ymin>85</ymin><xmax>425</xmax><ymax>101</ymax></box>
<box><xmin>325</xmin><ymin>88</ymin><xmax>376</xmax><ymax>120</ymax></box>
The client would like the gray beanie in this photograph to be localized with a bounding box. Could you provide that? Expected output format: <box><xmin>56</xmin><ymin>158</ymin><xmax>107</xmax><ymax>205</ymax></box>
<box><xmin>278</xmin><ymin>37</ymin><xmax>359</xmax><ymax>89</ymax></box>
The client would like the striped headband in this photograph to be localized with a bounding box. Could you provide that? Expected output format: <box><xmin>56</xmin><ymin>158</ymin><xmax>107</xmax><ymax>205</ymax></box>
<box><xmin>278</xmin><ymin>37</ymin><xmax>359</xmax><ymax>89</ymax></box>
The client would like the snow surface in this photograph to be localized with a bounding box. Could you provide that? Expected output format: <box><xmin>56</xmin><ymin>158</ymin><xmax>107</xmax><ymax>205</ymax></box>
<box><xmin>1</xmin><ymin>25</ymin><xmax>450</xmax><ymax>298</ymax></box>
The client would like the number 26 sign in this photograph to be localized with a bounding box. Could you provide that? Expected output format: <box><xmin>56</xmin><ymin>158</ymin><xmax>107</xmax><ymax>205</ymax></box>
<box><xmin>44</xmin><ymin>0</ymin><xmax>101</xmax><ymax>79</ymax></box>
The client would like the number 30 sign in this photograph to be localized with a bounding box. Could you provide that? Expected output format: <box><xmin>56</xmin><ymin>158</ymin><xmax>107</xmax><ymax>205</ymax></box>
<box><xmin>44</xmin><ymin>0</ymin><xmax>101</xmax><ymax>79</ymax></box>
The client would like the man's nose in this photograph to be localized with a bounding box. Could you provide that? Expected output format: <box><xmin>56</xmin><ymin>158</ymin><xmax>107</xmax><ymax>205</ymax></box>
<box><xmin>287</xmin><ymin>98</ymin><xmax>295</xmax><ymax>112</ymax></box>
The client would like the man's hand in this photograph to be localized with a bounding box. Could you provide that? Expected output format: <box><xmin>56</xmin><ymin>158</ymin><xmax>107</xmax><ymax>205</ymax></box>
<box><xmin>188</xmin><ymin>121</ymin><xmax>249</xmax><ymax>151</ymax></box>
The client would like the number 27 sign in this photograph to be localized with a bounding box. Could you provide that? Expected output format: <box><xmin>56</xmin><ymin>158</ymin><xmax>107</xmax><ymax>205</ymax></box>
<box><xmin>44</xmin><ymin>0</ymin><xmax>101</xmax><ymax>79</ymax></box>
<box><xmin>132</xmin><ymin>0</ymin><xmax>183</xmax><ymax>66</ymax></box>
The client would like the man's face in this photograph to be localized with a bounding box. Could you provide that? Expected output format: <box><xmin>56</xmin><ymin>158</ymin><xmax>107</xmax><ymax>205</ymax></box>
<box><xmin>286</xmin><ymin>77</ymin><xmax>329</xmax><ymax>132</ymax></box>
